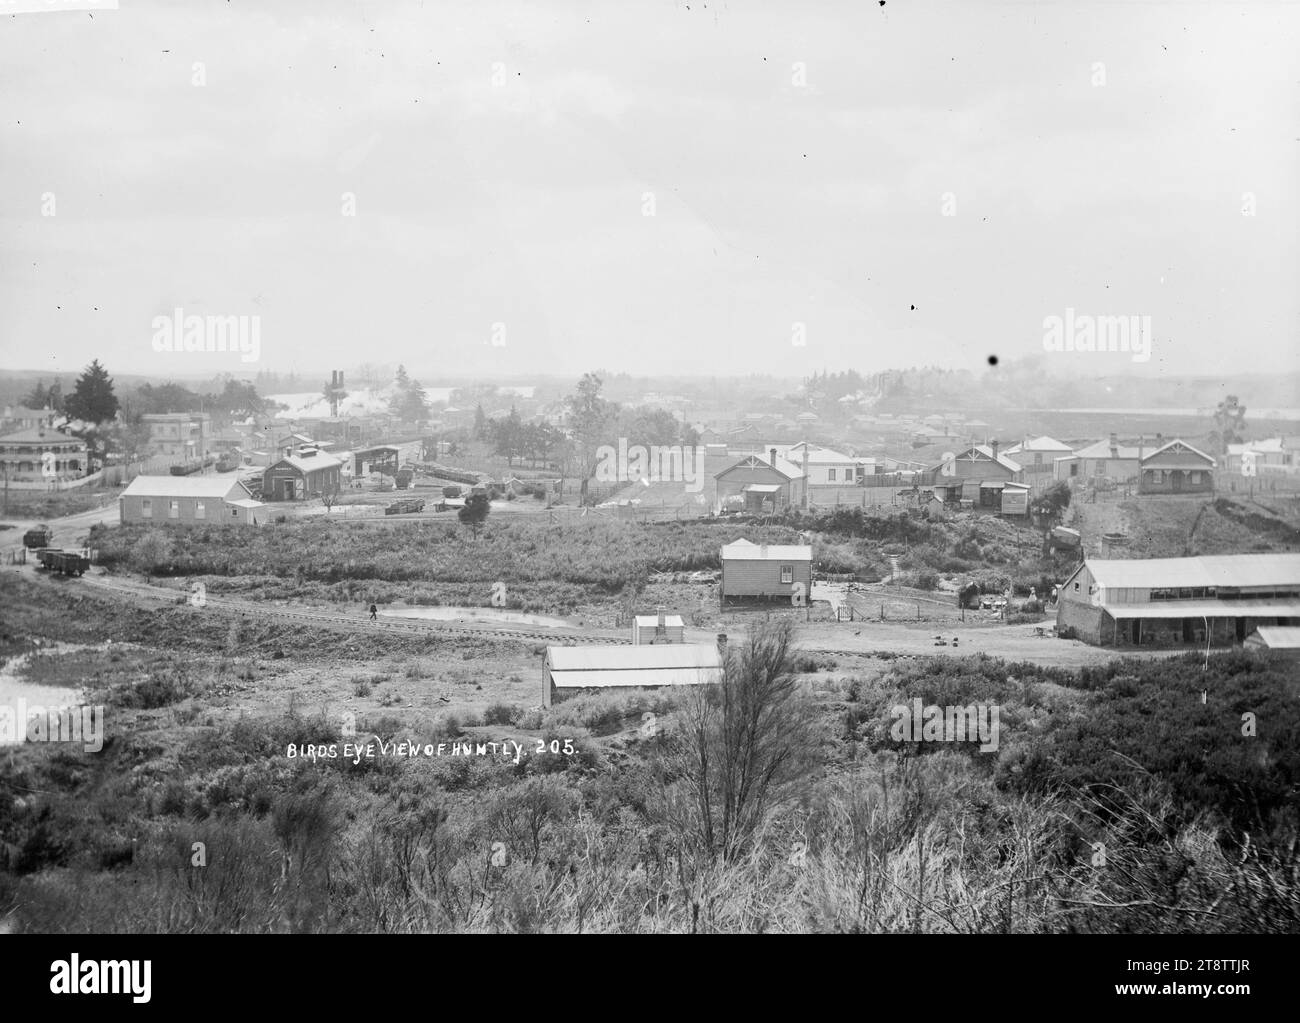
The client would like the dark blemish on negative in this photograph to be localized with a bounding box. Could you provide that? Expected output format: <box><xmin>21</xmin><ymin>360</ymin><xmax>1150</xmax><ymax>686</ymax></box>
<box><xmin>988</xmin><ymin>355</ymin><xmax>999</xmax><ymax>366</ymax></box>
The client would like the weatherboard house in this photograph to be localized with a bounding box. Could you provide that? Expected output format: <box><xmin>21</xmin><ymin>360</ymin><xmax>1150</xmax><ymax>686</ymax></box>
<box><xmin>120</xmin><ymin>476</ymin><xmax>264</xmax><ymax>526</ymax></box>
<box><xmin>720</xmin><ymin>539</ymin><xmax>813</xmax><ymax>604</ymax></box>
<box><xmin>262</xmin><ymin>450</ymin><xmax>343</xmax><ymax>501</ymax></box>
<box><xmin>1056</xmin><ymin>553</ymin><xmax>1300</xmax><ymax>647</ymax></box>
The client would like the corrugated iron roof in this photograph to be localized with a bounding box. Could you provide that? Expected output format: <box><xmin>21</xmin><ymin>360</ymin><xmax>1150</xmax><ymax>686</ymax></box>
<box><xmin>1005</xmin><ymin>435</ymin><xmax>1074</xmax><ymax>453</ymax></box>
<box><xmin>1249</xmin><ymin>626</ymin><xmax>1300</xmax><ymax>648</ymax></box>
<box><xmin>721</xmin><ymin>541</ymin><xmax>812</xmax><ymax>561</ymax></box>
<box><xmin>548</xmin><ymin>643</ymin><xmax>721</xmax><ymax>673</ymax></box>
<box><xmin>1089</xmin><ymin>553</ymin><xmax>1300</xmax><ymax>590</ymax></box>
<box><xmin>633</xmin><ymin>615</ymin><xmax>685</xmax><ymax>628</ymax></box>
<box><xmin>1142</xmin><ymin>438</ymin><xmax>1215</xmax><ymax>466</ymax></box>
<box><xmin>1109</xmin><ymin>599</ymin><xmax>1300</xmax><ymax>620</ymax></box>
<box><xmin>269</xmin><ymin>454</ymin><xmax>343</xmax><ymax>474</ymax></box>
<box><xmin>550</xmin><ymin>666</ymin><xmax>722</xmax><ymax>689</ymax></box>
<box><xmin>121</xmin><ymin>476</ymin><xmax>250</xmax><ymax>499</ymax></box>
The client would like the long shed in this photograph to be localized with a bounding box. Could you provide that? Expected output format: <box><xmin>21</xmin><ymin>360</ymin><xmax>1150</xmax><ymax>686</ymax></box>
<box><xmin>542</xmin><ymin>642</ymin><xmax>724</xmax><ymax>707</ymax></box>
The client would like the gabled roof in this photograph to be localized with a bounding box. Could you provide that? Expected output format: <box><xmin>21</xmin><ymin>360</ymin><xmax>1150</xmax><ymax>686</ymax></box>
<box><xmin>1005</xmin><ymin>435</ymin><xmax>1073</xmax><ymax>454</ymax></box>
<box><xmin>721</xmin><ymin>540</ymin><xmax>812</xmax><ymax>561</ymax></box>
<box><xmin>121</xmin><ymin>475</ymin><xmax>250</xmax><ymax>499</ymax></box>
<box><xmin>1248</xmin><ymin>626</ymin><xmax>1300</xmax><ymax>649</ymax></box>
<box><xmin>717</xmin><ymin>453</ymin><xmax>804</xmax><ymax>479</ymax></box>
<box><xmin>268</xmin><ymin>454</ymin><xmax>343</xmax><ymax>474</ymax></box>
<box><xmin>932</xmin><ymin>445</ymin><xmax>1021</xmax><ymax>473</ymax></box>
<box><xmin>1085</xmin><ymin>553</ymin><xmax>1300</xmax><ymax>590</ymax></box>
<box><xmin>547</xmin><ymin>643</ymin><xmax>721</xmax><ymax>673</ymax></box>
<box><xmin>1141</xmin><ymin>438</ymin><xmax>1215</xmax><ymax>466</ymax></box>
<box><xmin>633</xmin><ymin>614</ymin><xmax>685</xmax><ymax>628</ymax></box>
<box><xmin>785</xmin><ymin>442</ymin><xmax>860</xmax><ymax>464</ymax></box>
<box><xmin>1064</xmin><ymin>438</ymin><xmax>1145</xmax><ymax>460</ymax></box>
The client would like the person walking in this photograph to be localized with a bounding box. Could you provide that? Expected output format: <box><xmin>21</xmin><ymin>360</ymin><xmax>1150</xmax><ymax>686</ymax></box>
<box><xmin>369</xmin><ymin>603</ymin><xmax>378</xmax><ymax>622</ymax></box>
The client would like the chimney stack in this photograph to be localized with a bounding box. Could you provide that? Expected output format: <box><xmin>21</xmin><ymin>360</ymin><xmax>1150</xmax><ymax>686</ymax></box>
<box><xmin>716</xmin><ymin>633</ymin><xmax>728</xmax><ymax>659</ymax></box>
<box><xmin>1109</xmin><ymin>432</ymin><xmax>1118</xmax><ymax>452</ymax></box>
<box><xmin>990</xmin><ymin>439</ymin><xmax>999</xmax><ymax>461</ymax></box>
<box><xmin>770</xmin><ymin>447</ymin><xmax>777</xmax><ymax>466</ymax></box>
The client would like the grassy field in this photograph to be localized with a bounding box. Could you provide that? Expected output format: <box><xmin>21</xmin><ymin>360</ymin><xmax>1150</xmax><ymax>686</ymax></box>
<box><xmin>1</xmin><ymin>574</ymin><xmax>1297</xmax><ymax>933</ymax></box>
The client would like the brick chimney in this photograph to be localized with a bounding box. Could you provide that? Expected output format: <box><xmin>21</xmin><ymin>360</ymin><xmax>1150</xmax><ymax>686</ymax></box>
<box><xmin>990</xmin><ymin>439</ymin><xmax>999</xmax><ymax>461</ymax></box>
<box><xmin>770</xmin><ymin>447</ymin><xmax>778</xmax><ymax>466</ymax></box>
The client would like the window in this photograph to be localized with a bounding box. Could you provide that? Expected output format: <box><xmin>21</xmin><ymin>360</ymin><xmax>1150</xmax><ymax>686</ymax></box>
<box><xmin>1095</xmin><ymin>461</ymin><xmax>1106</xmax><ymax>475</ymax></box>
<box><xmin>1070</xmin><ymin>463</ymin><xmax>1079</xmax><ymax>477</ymax></box>
<box><xmin>1190</xmin><ymin>471</ymin><xmax>1201</xmax><ymax>484</ymax></box>
<box><xmin>142</xmin><ymin>499</ymin><xmax>152</xmax><ymax>518</ymax></box>
<box><xmin>1034</xmin><ymin>453</ymin><xmax>1043</xmax><ymax>466</ymax></box>
<box><xmin>195</xmin><ymin>501</ymin><xmax>206</xmax><ymax>519</ymax></box>
<box><xmin>231</xmin><ymin>508</ymin><xmax>239</xmax><ymax>518</ymax></box>
<box><xmin>780</xmin><ymin>565</ymin><xmax>794</xmax><ymax>584</ymax></box>
<box><xmin>169</xmin><ymin>500</ymin><xmax>180</xmax><ymax>519</ymax></box>
<box><xmin>827</xmin><ymin>468</ymin><xmax>836</xmax><ymax>482</ymax></box>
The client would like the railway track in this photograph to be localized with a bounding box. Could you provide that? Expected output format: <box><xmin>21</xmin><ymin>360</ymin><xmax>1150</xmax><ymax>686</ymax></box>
<box><xmin>76</xmin><ymin>573</ymin><xmax>626</xmax><ymax>646</ymax></box>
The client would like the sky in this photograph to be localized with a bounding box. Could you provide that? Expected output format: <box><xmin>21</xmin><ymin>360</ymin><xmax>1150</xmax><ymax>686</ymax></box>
<box><xmin>0</xmin><ymin>0</ymin><xmax>1297</xmax><ymax>383</ymax></box>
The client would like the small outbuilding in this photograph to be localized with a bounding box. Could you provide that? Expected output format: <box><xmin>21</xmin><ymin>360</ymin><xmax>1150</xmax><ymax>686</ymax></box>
<box><xmin>1244</xmin><ymin>626</ymin><xmax>1300</xmax><ymax>659</ymax></box>
<box><xmin>632</xmin><ymin>610</ymin><xmax>685</xmax><ymax>645</ymax></box>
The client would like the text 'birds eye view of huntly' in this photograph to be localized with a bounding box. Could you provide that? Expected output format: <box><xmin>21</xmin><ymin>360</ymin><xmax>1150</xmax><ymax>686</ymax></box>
<box><xmin>0</xmin><ymin>0</ymin><xmax>1296</xmax><ymax>987</ymax></box>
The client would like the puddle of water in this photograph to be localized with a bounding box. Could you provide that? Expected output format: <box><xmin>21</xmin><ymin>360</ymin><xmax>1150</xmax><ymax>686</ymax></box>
<box><xmin>380</xmin><ymin>606</ymin><xmax>574</xmax><ymax>629</ymax></box>
<box><xmin>0</xmin><ymin>641</ymin><xmax>108</xmax><ymax>746</ymax></box>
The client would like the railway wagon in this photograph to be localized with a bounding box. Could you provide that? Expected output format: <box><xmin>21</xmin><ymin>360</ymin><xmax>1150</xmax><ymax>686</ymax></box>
<box><xmin>23</xmin><ymin>524</ymin><xmax>54</xmax><ymax>549</ymax></box>
<box><xmin>36</xmin><ymin>548</ymin><xmax>90</xmax><ymax>575</ymax></box>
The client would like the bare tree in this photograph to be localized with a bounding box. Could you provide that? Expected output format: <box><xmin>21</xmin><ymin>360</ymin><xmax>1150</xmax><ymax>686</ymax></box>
<box><xmin>655</xmin><ymin>619</ymin><xmax>819</xmax><ymax>866</ymax></box>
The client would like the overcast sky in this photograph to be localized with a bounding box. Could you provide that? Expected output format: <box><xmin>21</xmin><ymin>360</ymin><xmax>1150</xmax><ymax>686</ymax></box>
<box><xmin>1</xmin><ymin>0</ymin><xmax>1297</xmax><ymax>383</ymax></box>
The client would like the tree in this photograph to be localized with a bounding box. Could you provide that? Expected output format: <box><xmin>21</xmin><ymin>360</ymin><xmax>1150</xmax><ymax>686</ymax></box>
<box><xmin>565</xmin><ymin>373</ymin><xmax>617</xmax><ymax>505</ymax></box>
<box><xmin>473</xmin><ymin>404</ymin><xmax>487</xmax><ymax>440</ymax></box>
<box><xmin>654</xmin><ymin>620</ymin><xmax>818</xmax><ymax>866</ymax></box>
<box><xmin>132</xmin><ymin>531</ymin><xmax>173</xmax><ymax>582</ymax></box>
<box><xmin>220</xmin><ymin>379</ymin><xmax>267</xmax><ymax>420</ymax></box>
<box><xmin>458</xmin><ymin>491</ymin><xmax>491</xmax><ymax>536</ymax></box>
<box><xmin>64</xmin><ymin>360</ymin><xmax>119</xmax><ymax>424</ymax></box>
<box><xmin>1211</xmin><ymin>395</ymin><xmax>1247</xmax><ymax>454</ymax></box>
<box><xmin>1032</xmin><ymin>480</ymin><xmax>1073</xmax><ymax>555</ymax></box>
<box><xmin>133</xmin><ymin>381</ymin><xmax>199</xmax><ymax>415</ymax></box>
<box><xmin>22</xmin><ymin>380</ymin><xmax>63</xmax><ymax>412</ymax></box>
<box><xmin>494</xmin><ymin>406</ymin><xmax>523</xmax><ymax>466</ymax></box>
<box><xmin>112</xmin><ymin>400</ymin><xmax>153</xmax><ymax>463</ymax></box>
